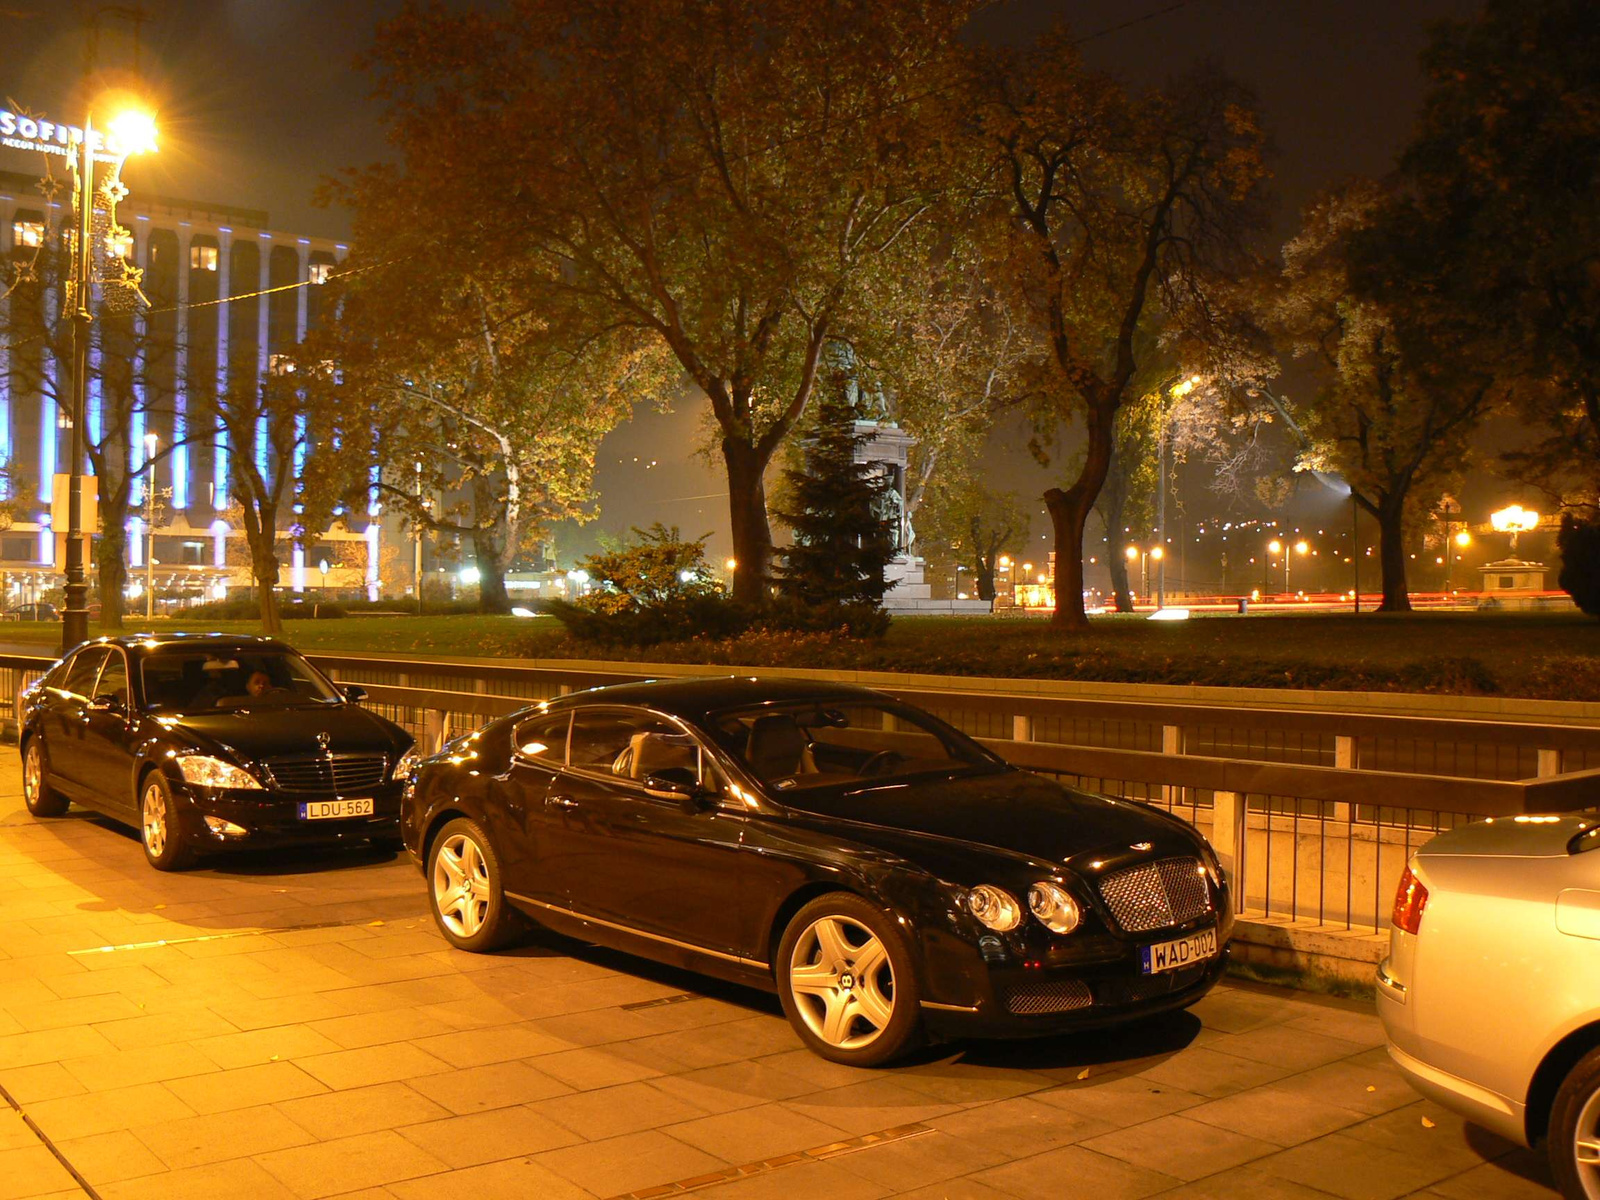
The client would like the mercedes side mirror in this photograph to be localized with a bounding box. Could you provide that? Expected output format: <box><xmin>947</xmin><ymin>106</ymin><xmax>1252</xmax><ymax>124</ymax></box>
<box><xmin>90</xmin><ymin>693</ymin><xmax>125</xmax><ymax>715</ymax></box>
<box><xmin>344</xmin><ymin>684</ymin><xmax>367</xmax><ymax>704</ymax></box>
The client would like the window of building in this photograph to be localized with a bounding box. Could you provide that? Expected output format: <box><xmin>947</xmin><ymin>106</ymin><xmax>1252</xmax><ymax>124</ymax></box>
<box><xmin>181</xmin><ymin>541</ymin><xmax>206</xmax><ymax>565</ymax></box>
<box><xmin>308</xmin><ymin>261</ymin><xmax>333</xmax><ymax>285</ymax></box>
<box><xmin>12</xmin><ymin>219</ymin><xmax>45</xmax><ymax>249</ymax></box>
<box><xmin>268</xmin><ymin>354</ymin><xmax>296</xmax><ymax>376</ymax></box>
<box><xmin>190</xmin><ymin>244</ymin><xmax>219</xmax><ymax>271</ymax></box>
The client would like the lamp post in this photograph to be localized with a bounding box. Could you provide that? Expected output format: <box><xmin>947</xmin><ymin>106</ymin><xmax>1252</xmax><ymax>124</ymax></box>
<box><xmin>1266</xmin><ymin>539</ymin><xmax>1281</xmax><ymax>597</ymax></box>
<box><xmin>1289</xmin><ymin>539</ymin><xmax>1309</xmax><ymax>594</ymax></box>
<box><xmin>62</xmin><ymin>108</ymin><xmax>156</xmax><ymax>650</ymax></box>
<box><xmin>1156</xmin><ymin>376</ymin><xmax>1199</xmax><ymax>609</ymax></box>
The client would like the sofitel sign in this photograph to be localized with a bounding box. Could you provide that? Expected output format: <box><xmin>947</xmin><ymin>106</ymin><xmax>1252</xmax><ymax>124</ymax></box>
<box><xmin>0</xmin><ymin>108</ymin><xmax>132</xmax><ymax>159</ymax></box>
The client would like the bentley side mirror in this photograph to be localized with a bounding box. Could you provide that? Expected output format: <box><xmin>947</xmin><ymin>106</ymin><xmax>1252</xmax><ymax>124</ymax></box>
<box><xmin>343</xmin><ymin>684</ymin><xmax>368</xmax><ymax>704</ymax></box>
<box><xmin>643</xmin><ymin>768</ymin><xmax>710</xmax><ymax>809</ymax></box>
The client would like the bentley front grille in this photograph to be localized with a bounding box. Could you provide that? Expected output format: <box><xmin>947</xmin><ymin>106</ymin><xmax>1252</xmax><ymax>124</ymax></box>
<box><xmin>1005</xmin><ymin>979</ymin><xmax>1094</xmax><ymax>1015</ymax></box>
<box><xmin>261</xmin><ymin>754</ymin><xmax>388</xmax><ymax>793</ymax></box>
<box><xmin>1098</xmin><ymin>857</ymin><xmax>1213</xmax><ymax>934</ymax></box>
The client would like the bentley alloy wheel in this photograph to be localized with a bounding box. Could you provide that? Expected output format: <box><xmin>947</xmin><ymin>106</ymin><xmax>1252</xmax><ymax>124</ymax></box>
<box><xmin>22</xmin><ymin>738</ymin><xmax>67</xmax><ymax>817</ymax></box>
<box><xmin>777</xmin><ymin>894</ymin><xmax>920</xmax><ymax>1066</ymax></box>
<box><xmin>427</xmin><ymin>817</ymin><xmax>521</xmax><ymax>952</ymax></box>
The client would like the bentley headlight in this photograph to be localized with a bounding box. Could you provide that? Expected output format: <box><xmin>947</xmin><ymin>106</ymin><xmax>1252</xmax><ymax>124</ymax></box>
<box><xmin>968</xmin><ymin>885</ymin><xmax>1022</xmax><ymax>932</ymax></box>
<box><xmin>1197</xmin><ymin>840</ymin><xmax>1224</xmax><ymax>886</ymax></box>
<box><xmin>1027</xmin><ymin>881</ymin><xmax>1082</xmax><ymax>935</ymax></box>
<box><xmin>174</xmin><ymin>755</ymin><xmax>262</xmax><ymax>790</ymax></box>
<box><xmin>392</xmin><ymin>746</ymin><xmax>422</xmax><ymax>781</ymax></box>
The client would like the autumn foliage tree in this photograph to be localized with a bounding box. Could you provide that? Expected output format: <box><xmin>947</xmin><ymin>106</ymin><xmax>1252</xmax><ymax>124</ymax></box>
<box><xmin>1272</xmin><ymin>183</ymin><xmax>1500</xmax><ymax>611</ymax></box>
<box><xmin>356</xmin><ymin>0</ymin><xmax>977</xmax><ymax>604</ymax></box>
<box><xmin>976</xmin><ymin>35</ymin><xmax>1269</xmax><ymax>628</ymax></box>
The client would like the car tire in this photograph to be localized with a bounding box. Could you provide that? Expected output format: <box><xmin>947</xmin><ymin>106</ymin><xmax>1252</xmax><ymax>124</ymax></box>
<box><xmin>22</xmin><ymin>737</ymin><xmax>68</xmax><ymax>818</ymax></box>
<box><xmin>1549</xmin><ymin>1045</ymin><xmax>1600</xmax><ymax>1200</ymax></box>
<box><xmin>776</xmin><ymin>893</ymin><xmax>922</xmax><ymax>1067</ymax></box>
<box><xmin>427</xmin><ymin>817</ymin><xmax>523</xmax><ymax>952</ymax></box>
<box><xmin>139</xmin><ymin>771</ymin><xmax>195</xmax><ymax>872</ymax></box>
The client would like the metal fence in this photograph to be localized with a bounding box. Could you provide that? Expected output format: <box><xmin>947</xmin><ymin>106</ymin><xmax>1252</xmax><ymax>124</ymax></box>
<box><xmin>7</xmin><ymin>648</ymin><xmax>1599</xmax><ymax>937</ymax></box>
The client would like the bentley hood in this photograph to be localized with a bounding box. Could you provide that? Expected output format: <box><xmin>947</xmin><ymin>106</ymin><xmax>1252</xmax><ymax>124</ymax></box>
<box><xmin>776</xmin><ymin>768</ymin><xmax>1205</xmax><ymax>884</ymax></box>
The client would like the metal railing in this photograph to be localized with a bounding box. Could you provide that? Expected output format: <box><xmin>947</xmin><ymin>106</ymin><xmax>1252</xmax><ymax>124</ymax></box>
<box><xmin>6</xmin><ymin>648</ymin><xmax>1598</xmax><ymax>937</ymax></box>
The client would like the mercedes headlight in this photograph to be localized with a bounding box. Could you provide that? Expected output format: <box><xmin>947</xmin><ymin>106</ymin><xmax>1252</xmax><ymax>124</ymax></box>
<box><xmin>967</xmin><ymin>885</ymin><xmax>1022</xmax><ymax>932</ymax></box>
<box><xmin>174</xmin><ymin>755</ymin><xmax>262</xmax><ymax>790</ymax></box>
<box><xmin>1027</xmin><ymin>881</ymin><xmax>1082</xmax><ymax>935</ymax></box>
<box><xmin>392</xmin><ymin>746</ymin><xmax>422</xmax><ymax>781</ymax></box>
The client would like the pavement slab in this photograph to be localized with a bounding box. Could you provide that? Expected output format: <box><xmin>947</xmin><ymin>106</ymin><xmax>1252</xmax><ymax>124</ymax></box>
<box><xmin>0</xmin><ymin>755</ymin><xmax>1557</xmax><ymax>1200</ymax></box>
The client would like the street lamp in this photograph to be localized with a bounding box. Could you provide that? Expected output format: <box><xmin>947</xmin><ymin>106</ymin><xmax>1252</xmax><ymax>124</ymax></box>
<box><xmin>1155</xmin><ymin>375</ymin><xmax>1200</xmax><ymax>608</ymax></box>
<box><xmin>1446</xmin><ymin>529</ymin><xmax>1471</xmax><ymax>593</ymax></box>
<box><xmin>1289</xmin><ymin>539</ymin><xmax>1309</xmax><ymax>594</ymax></box>
<box><xmin>62</xmin><ymin>105</ymin><xmax>157</xmax><ymax>650</ymax></box>
<box><xmin>1490</xmin><ymin>505</ymin><xmax>1540</xmax><ymax>555</ymax></box>
<box><xmin>1266</xmin><ymin>539</ymin><xmax>1281</xmax><ymax>596</ymax></box>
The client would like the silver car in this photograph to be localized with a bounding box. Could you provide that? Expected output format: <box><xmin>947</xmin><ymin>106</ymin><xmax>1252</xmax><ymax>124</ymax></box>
<box><xmin>1377</xmin><ymin>813</ymin><xmax>1600</xmax><ymax>1200</ymax></box>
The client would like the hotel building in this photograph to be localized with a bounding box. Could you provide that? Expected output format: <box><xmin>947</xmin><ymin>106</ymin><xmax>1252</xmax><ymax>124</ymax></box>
<box><xmin>0</xmin><ymin>164</ymin><xmax>386</xmax><ymax>608</ymax></box>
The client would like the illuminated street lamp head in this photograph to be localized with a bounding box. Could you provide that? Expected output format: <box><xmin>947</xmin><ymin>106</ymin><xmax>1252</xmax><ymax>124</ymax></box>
<box><xmin>1125</xmin><ymin>545</ymin><xmax>1139</xmax><ymax>561</ymax></box>
<box><xmin>1294</xmin><ymin>540</ymin><xmax>1310</xmax><ymax>555</ymax></box>
<box><xmin>1490</xmin><ymin>505</ymin><xmax>1539</xmax><ymax>534</ymax></box>
<box><xmin>1455</xmin><ymin>531</ymin><xmax>1472</xmax><ymax>547</ymax></box>
<box><xmin>1150</xmin><ymin>546</ymin><xmax>1165</xmax><ymax>561</ymax></box>
<box><xmin>1268</xmin><ymin>539</ymin><xmax>1282</xmax><ymax>555</ymax></box>
<box><xmin>107</xmin><ymin>109</ymin><xmax>158</xmax><ymax>156</ymax></box>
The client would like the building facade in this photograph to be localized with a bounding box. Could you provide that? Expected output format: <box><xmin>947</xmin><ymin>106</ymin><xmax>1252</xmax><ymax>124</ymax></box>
<box><xmin>0</xmin><ymin>166</ymin><xmax>384</xmax><ymax>610</ymax></box>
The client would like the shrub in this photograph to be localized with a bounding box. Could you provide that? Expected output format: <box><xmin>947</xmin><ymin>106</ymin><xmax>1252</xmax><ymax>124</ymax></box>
<box><xmin>1558</xmin><ymin>514</ymin><xmax>1600</xmax><ymax>617</ymax></box>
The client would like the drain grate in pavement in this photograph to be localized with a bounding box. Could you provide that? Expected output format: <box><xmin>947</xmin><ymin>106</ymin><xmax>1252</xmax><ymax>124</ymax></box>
<box><xmin>606</xmin><ymin>1122</ymin><xmax>934</xmax><ymax>1199</ymax></box>
<box><xmin>67</xmin><ymin>913</ymin><xmax>427</xmax><ymax>956</ymax></box>
<box><xmin>620</xmin><ymin>992</ymin><xmax>703</xmax><ymax>1012</ymax></box>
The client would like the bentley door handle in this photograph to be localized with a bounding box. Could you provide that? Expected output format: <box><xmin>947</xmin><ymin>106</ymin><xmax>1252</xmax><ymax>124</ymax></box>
<box><xmin>547</xmin><ymin>794</ymin><xmax>579</xmax><ymax>811</ymax></box>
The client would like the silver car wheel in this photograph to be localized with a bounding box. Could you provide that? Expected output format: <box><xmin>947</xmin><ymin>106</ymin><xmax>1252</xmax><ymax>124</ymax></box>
<box><xmin>787</xmin><ymin>914</ymin><xmax>896</xmax><ymax>1051</ymax></box>
<box><xmin>432</xmin><ymin>832</ymin><xmax>490</xmax><ymax>939</ymax></box>
<box><xmin>22</xmin><ymin>740</ymin><xmax>40</xmax><ymax>803</ymax></box>
<box><xmin>1576</xmin><ymin>1087</ymin><xmax>1600</xmax><ymax>1199</ymax></box>
<box><xmin>141</xmin><ymin>782</ymin><xmax>167</xmax><ymax>858</ymax></box>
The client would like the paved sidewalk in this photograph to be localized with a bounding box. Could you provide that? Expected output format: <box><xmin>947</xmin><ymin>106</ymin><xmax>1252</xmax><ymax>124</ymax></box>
<box><xmin>0</xmin><ymin>758</ymin><xmax>1558</xmax><ymax>1200</ymax></box>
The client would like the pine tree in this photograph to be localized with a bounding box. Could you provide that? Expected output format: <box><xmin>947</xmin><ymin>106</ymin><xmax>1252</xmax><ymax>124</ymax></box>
<box><xmin>776</xmin><ymin>386</ymin><xmax>894</xmax><ymax>607</ymax></box>
<box><xmin>1558</xmin><ymin>515</ymin><xmax>1600</xmax><ymax>617</ymax></box>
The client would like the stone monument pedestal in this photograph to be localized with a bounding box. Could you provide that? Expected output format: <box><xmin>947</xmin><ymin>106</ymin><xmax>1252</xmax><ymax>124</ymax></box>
<box><xmin>882</xmin><ymin>556</ymin><xmax>993</xmax><ymax>614</ymax></box>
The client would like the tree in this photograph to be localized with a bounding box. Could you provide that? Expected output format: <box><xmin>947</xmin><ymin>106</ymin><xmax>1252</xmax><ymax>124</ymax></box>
<box><xmin>864</xmin><ymin>239</ymin><xmax>1030</xmax><ymax>554</ymax></box>
<box><xmin>310</xmin><ymin>262</ymin><xmax>652</xmax><ymax>614</ymax></box>
<box><xmin>357</xmin><ymin>0</ymin><xmax>976</xmax><ymax>603</ymax></box>
<box><xmin>977</xmin><ymin>36</ymin><xmax>1269</xmax><ymax>628</ymax></box>
<box><xmin>215</xmin><ymin>368</ymin><xmax>334</xmax><ymax>635</ymax></box>
<box><xmin>776</xmin><ymin>385</ymin><xmax>893</xmax><ymax>607</ymax></box>
<box><xmin>1273</xmin><ymin>183</ymin><xmax>1500</xmax><ymax>610</ymax></box>
<box><xmin>1396</xmin><ymin>0</ymin><xmax>1600</xmax><ymax>512</ymax></box>
<box><xmin>916</xmin><ymin>478</ymin><xmax>1027</xmax><ymax>603</ymax></box>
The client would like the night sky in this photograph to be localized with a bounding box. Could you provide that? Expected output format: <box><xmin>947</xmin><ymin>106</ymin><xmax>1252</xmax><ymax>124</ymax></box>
<box><xmin>1</xmin><ymin>0</ymin><xmax>1485</xmax><ymax>565</ymax></box>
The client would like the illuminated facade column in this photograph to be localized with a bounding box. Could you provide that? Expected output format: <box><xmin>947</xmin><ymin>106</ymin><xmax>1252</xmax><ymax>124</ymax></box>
<box><xmin>255</xmin><ymin>236</ymin><xmax>269</xmax><ymax>475</ymax></box>
<box><xmin>213</xmin><ymin>228</ymin><xmax>231</xmax><ymax>511</ymax></box>
<box><xmin>172</xmin><ymin>226</ymin><xmax>191</xmax><ymax>510</ymax></box>
<box><xmin>291</xmin><ymin>241</ymin><xmax>309</xmax><ymax>592</ymax></box>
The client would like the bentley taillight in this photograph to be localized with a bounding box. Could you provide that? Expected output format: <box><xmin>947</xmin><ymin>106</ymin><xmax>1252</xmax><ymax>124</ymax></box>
<box><xmin>1392</xmin><ymin>864</ymin><xmax>1429</xmax><ymax>934</ymax></box>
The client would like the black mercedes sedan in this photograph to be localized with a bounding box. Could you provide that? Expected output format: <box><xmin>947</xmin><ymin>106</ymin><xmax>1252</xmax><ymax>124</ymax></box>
<box><xmin>402</xmin><ymin>677</ymin><xmax>1231</xmax><ymax>1065</ymax></box>
<box><xmin>20</xmin><ymin>633</ymin><xmax>417</xmax><ymax>870</ymax></box>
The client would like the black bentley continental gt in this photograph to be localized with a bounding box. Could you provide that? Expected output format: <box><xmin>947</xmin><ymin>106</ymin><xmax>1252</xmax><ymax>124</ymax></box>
<box><xmin>402</xmin><ymin>677</ymin><xmax>1231</xmax><ymax>1065</ymax></box>
<box><xmin>21</xmin><ymin>634</ymin><xmax>417</xmax><ymax>870</ymax></box>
